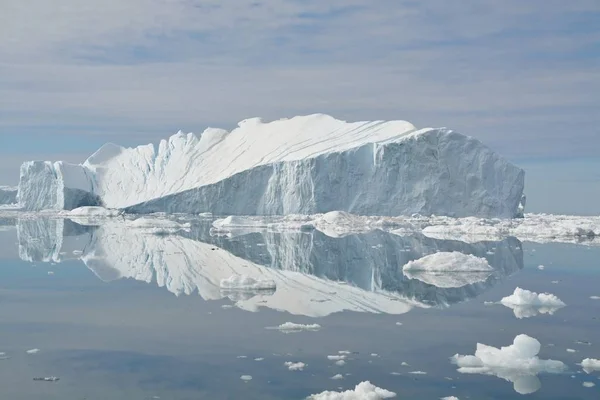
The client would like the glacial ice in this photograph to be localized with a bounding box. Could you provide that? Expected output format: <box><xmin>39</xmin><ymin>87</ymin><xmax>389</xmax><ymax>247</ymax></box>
<box><xmin>0</xmin><ymin>186</ymin><xmax>18</xmax><ymax>205</ymax></box>
<box><xmin>17</xmin><ymin>114</ymin><xmax>524</xmax><ymax>218</ymax></box>
<box><xmin>500</xmin><ymin>287</ymin><xmax>566</xmax><ymax>319</ymax></box>
<box><xmin>306</xmin><ymin>381</ymin><xmax>396</xmax><ymax>399</ymax></box>
<box><xmin>402</xmin><ymin>252</ymin><xmax>493</xmax><ymax>272</ymax></box>
<box><xmin>220</xmin><ymin>275</ymin><xmax>277</xmax><ymax>291</ymax></box>
<box><xmin>451</xmin><ymin>334</ymin><xmax>567</xmax><ymax>394</ymax></box>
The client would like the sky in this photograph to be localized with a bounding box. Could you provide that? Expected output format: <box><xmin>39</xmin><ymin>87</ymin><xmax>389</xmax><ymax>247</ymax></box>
<box><xmin>1</xmin><ymin>1</ymin><xmax>599</xmax><ymax>214</ymax></box>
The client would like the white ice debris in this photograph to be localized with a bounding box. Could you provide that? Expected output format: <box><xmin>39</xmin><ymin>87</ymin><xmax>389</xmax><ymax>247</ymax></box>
<box><xmin>409</xmin><ymin>371</ymin><xmax>427</xmax><ymax>375</ymax></box>
<box><xmin>441</xmin><ymin>397</ymin><xmax>460</xmax><ymax>400</ymax></box>
<box><xmin>500</xmin><ymin>287</ymin><xmax>566</xmax><ymax>319</ymax></box>
<box><xmin>127</xmin><ymin>217</ymin><xmax>190</xmax><ymax>232</ymax></box>
<box><xmin>580</xmin><ymin>358</ymin><xmax>600</xmax><ymax>373</ymax></box>
<box><xmin>17</xmin><ymin>114</ymin><xmax>524</xmax><ymax>218</ymax></box>
<box><xmin>335</xmin><ymin>360</ymin><xmax>347</xmax><ymax>366</ymax></box>
<box><xmin>240</xmin><ymin>375</ymin><xmax>252</xmax><ymax>382</ymax></box>
<box><xmin>583</xmin><ymin>382</ymin><xmax>595</xmax><ymax>388</ymax></box>
<box><xmin>590</xmin><ymin>296</ymin><xmax>600</xmax><ymax>300</ymax></box>
<box><xmin>284</xmin><ymin>361</ymin><xmax>306</xmax><ymax>371</ymax></box>
<box><xmin>306</xmin><ymin>381</ymin><xmax>396</xmax><ymax>399</ymax></box>
<box><xmin>328</xmin><ymin>355</ymin><xmax>347</xmax><ymax>361</ymax></box>
<box><xmin>26</xmin><ymin>348</ymin><xmax>40</xmax><ymax>354</ymax></box>
<box><xmin>451</xmin><ymin>334</ymin><xmax>567</xmax><ymax>394</ymax></box>
<box><xmin>403</xmin><ymin>270</ymin><xmax>492</xmax><ymax>288</ymax></box>
<box><xmin>268</xmin><ymin>322</ymin><xmax>321</xmax><ymax>333</ymax></box>
<box><xmin>566</xmin><ymin>349</ymin><xmax>577</xmax><ymax>353</ymax></box>
<box><xmin>537</xmin><ymin>265</ymin><xmax>545</xmax><ymax>270</ymax></box>
<box><xmin>254</xmin><ymin>358</ymin><xmax>264</xmax><ymax>361</ymax></box>
<box><xmin>220</xmin><ymin>275</ymin><xmax>276</xmax><ymax>291</ymax></box>
<box><xmin>331</xmin><ymin>374</ymin><xmax>344</xmax><ymax>380</ymax></box>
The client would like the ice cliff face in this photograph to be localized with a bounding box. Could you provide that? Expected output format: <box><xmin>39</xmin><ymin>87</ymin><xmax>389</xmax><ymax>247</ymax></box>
<box><xmin>17</xmin><ymin>114</ymin><xmax>525</xmax><ymax>217</ymax></box>
<box><xmin>0</xmin><ymin>186</ymin><xmax>18</xmax><ymax>205</ymax></box>
<box><xmin>18</xmin><ymin>161</ymin><xmax>101</xmax><ymax>211</ymax></box>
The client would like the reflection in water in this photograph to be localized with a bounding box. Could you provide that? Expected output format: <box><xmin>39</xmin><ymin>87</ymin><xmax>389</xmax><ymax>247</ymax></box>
<box><xmin>16</xmin><ymin>217</ymin><xmax>523</xmax><ymax>317</ymax></box>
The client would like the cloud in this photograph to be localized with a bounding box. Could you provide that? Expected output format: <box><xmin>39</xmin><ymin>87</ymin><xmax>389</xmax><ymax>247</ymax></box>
<box><xmin>1</xmin><ymin>0</ymin><xmax>599</xmax><ymax>160</ymax></box>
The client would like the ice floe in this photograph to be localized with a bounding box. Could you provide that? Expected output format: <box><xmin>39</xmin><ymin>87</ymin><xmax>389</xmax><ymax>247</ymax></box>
<box><xmin>26</xmin><ymin>348</ymin><xmax>40</xmax><ymax>354</ymax></box>
<box><xmin>331</xmin><ymin>374</ymin><xmax>344</xmax><ymax>380</ymax></box>
<box><xmin>240</xmin><ymin>375</ymin><xmax>252</xmax><ymax>382</ymax></box>
<box><xmin>500</xmin><ymin>287</ymin><xmax>566</xmax><ymax>319</ymax></box>
<box><xmin>306</xmin><ymin>381</ymin><xmax>396</xmax><ymax>399</ymax></box>
<box><xmin>451</xmin><ymin>334</ymin><xmax>567</xmax><ymax>394</ymax></box>
<box><xmin>583</xmin><ymin>382</ymin><xmax>595</xmax><ymax>388</ymax></box>
<box><xmin>284</xmin><ymin>361</ymin><xmax>306</xmax><ymax>371</ymax></box>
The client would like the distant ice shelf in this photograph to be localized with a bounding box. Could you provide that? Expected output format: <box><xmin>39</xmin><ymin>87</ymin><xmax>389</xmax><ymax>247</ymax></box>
<box><xmin>16</xmin><ymin>114</ymin><xmax>525</xmax><ymax>218</ymax></box>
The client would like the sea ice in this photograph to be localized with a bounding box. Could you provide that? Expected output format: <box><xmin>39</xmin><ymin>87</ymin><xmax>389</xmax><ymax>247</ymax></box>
<box><xmin>451</xmin><ymin>334</ymin><xmax>567</xmax><ymax>394</ymax></box>
<box><xmin>306</xmin><ymin>381</ymin><xmax>396</xmax><ymax>399</ymax></box>
<box><xmin>500</xmin><ymin>287</ymin><xmax>566</xmax><ymax>319</ymax></box>
<box><xmin>284</xmin><ymin>361</ymin><xmax>306</xmax><ymax>371</ymax></box>
<box><xmin>220</xmin><ymin>275</ymin><xmax>276</xmax><ymax>291</ymax></box>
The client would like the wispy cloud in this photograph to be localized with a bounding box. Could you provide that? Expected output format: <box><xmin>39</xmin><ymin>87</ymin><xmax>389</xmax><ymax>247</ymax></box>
<box><xmin>1</xmin><ymin>0</ymin><xmax>599</xmax><ymax>161</ymax></box>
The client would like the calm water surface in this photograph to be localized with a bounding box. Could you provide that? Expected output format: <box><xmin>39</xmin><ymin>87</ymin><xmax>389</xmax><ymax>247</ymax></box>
<box><xmin>0</xmin><ymin>218</ymin><xmax>598</xmax><ymax>399</ymax></box>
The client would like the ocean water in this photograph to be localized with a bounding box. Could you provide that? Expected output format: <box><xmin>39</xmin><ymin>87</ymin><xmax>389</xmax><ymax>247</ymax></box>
<box><xmin>0</xmin><ymin>217</ymin><xmax>598</xmax><ymax>399</ymax></box>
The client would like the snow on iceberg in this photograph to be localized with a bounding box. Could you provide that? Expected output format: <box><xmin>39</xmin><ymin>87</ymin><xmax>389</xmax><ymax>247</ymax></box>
<box><xmin>18</xmin><ymin>114</ymin><xmax>524</xmax><ymax>218</ymax></box>
<box><xmin>0</xmin><ymin>185</ymin><xmax>18</xmax><ymax>205</ymax></box>
<box><xmin>402</xmin><ymin>252</ymin><xmax>493</xmax><ymax>272</ymax></box>
<box><xmin>219</xmin><ymin>275</ymin><xmax>277</xmax><ymax>291</ymax></box>
<box><xmin>451</xmin><ymin>334</ymin><xmax>567</xmax><ymax>394</ymax></box>
<box><xmin>580</xmin><ymin>358</ymin><xmax>600</xmax><ymax>374</ymax></box>
<box><xmin>306</xmin><ymin>381</ymin><xmax>396</xmax><ymax>399</ymax></box>
<box><xmin>500</xmin><ymin>287</ymin><xmax>566</xmax><ymax>319</ymax></box>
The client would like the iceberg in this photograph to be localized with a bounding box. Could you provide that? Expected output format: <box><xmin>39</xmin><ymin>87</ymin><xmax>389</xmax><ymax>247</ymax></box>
<box><xmin>499</xmin><ymin>287</ymin><xmax>566</xmax><ymax>319</ymax></box>
<box><xmin>306</xmin><ymin>381</ymin><xmax>396</xmax><ymax>399</ymax></box>
<box><xmin>451</xmin><ymin>334</ymin><xmax>567</xmax><ymax>394</ymax></box>
<box><xmin>0</xmin><ymin>185</ymin><xmax>18</xmax><ymax>205</ymax></box>
<box><xmin>17</xmin><ymin>114</ymin><xmax>524</xmax><ymax>218</ymax></box>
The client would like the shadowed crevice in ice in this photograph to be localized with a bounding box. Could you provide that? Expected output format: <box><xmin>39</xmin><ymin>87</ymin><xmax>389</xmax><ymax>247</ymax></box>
<box><xmin>15</xmin><ymin>218</ymin><xmax>523</xmax><ymax>315</ymax></box>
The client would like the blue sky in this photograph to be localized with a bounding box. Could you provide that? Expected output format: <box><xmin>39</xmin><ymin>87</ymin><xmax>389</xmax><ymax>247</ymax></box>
<box><xmin>0</xmin><ymin>1</ymin><xmax>598</xmax><ymax>214</ymax></box>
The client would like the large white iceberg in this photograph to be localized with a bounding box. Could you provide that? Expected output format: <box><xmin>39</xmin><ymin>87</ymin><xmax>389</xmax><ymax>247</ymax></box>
<box><xmin>17</xmin><ymin>114</ymin><xmax>524</xmax><ymax>218</ymax></box>
<box><xmin>451</xmin><ymin>334</ymin><xmax>567</xmax><ymax>394</ymax></box>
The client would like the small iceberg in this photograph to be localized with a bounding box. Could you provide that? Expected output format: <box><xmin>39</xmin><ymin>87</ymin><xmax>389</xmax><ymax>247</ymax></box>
<box><xmin>500</xmin><ymin>287</ymin><xmax>566</xmax><ymax>319</ymax></box>
<box><xmin>220</xmin><ymin>275</ymin><xmax>276</xmax><ymax>291</ymax></box>
<box><xmin>284</xmin><ymin>361</ymin><xmax>306</xmax><ymax>371</ymax></box>
<box><xmin>306</xmin><ymin>381</ymin><xmax>396</xmax><ymax>399</ymax></box>
<box><xmin>581</xmin><ymin>358</ymin><xmax>600</xmax><ymax>374</ymax></box>
<box><xmin>451</xmin><ymin>334</ymin><xmax>567</xmax><ymax>394</ymax></box>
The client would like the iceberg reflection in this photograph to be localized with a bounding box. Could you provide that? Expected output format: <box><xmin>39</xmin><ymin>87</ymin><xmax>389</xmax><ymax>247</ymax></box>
<box><xmin>16</xmin><ymin>217</ymin><xmax>523</xmax><ymax>316</ymax></box>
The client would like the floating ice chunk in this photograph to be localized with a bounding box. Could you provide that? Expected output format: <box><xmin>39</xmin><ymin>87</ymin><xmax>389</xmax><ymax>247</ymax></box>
<box><xmin>338</xmin><ymin>351</ymin><xmax>352</xmax><ymax>355</ymax></box>
<box><xmin>537</xmin><ymin>265</ymin><xmax>545</xmax><ymax>270</ymax></box>
<box><xmin>127</xmin><ymin>217</ymin><xmax>190</xmax><ymax>233</ymax></box>
<box><xmin>590</xmin><ymin>296</ymin><xmax>600</xmax><ymax>300</ymax></box>
<box><xmin>220</xmin><ymin>275</ymin><xmax>276</xmax><ymax>291</ymax></box>
<box><xmin>306</xmin><ymin>381</ymin><xmax>396</xmax><ymax>399</ymax></box>
<box><xmin>566</xmin><ymin>349</ymin><xmax>577</xmax><ymax>353</ymax></box>
<box><xmin>284</xmin><ymin>361</ymin><xmax>306</xmax><ymax>371</ymax></box>
<box><xmin>254</xmin><ymin>358</ymin><xmax>264</xmax><ymax>361</ymax></box>
<box><xmin>395</xmin><ymin>322</ymin><xmax>403</xmax><ymax>326</ymax></box>
<box><xmin>328</xmin><ymin>355</ymin><xmax>347</xmax><ymax>361</ymax></box>
<box><xmin>267</xmin><ymin>322</ymin><xmax>321</xmax><ymax>333</ymax></box>
<box><xmin>441</xmin><ymin>397</ymin><xmax>459</xmax><ymax>400</ymax></box>
<box><xmin>26</xmin><ymin>348</ymin><xmax>40</xmax><ymax>354</ymax></box>
<box><xmin>409</xmin><ymin>371</ymin><xmax>427</xmax><ymax>375</ymax></box>
<box><xmin>401</xmin><ymin>362</ymin><xmax>409</xmax><ymax>366</ymax></box>
<box><xmin>331</xmin><ymin>374</ymin><xmax>344</xmax><ymax>380</ymax></box>
<box><xmin>240</xmin><ymin>375</ymin><xmax>252</xmax><ymax>382</ymax></box>
<box><xmin>335</xmin><ymin>360</ymin><xmax>347</xmax><ymax>366</ymax></box>
<box><xmin>500</xmin><ymin>287</ymin><xmax>566</xmax><ymax>319</ymax></box>
<box><xmin>580</xmin><ymin>358</ymin><xmax>600</xmax><ymax>373</ymax></box>
<box><xmin>403</xmin><ymin>270</ymin><xmax>492</xmax><ymax>288</ymax></box>
<box><xmin>403</xmin><ymin>252</ymin><xmax>493</xmax><ymax>273</ymax></box>
<box><xmin>583</xmin><ymin>382</ymin><xmax>595</xmax><ymax>387</ymax></box>
<box><xmin>371</xmin><ymin>353</ymin><xmax>379</xmax><ymax>357</ymax></box>
<box><xmin>451</xmin><ymin>334</ymin><xmax>567</xmax><ymax>394</ymax></box>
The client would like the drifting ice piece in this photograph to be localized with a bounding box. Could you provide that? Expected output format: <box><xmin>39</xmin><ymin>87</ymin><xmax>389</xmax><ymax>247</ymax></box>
<box><xmin>18</xmin><ymin>115</ymin><xmax>525</xmax><ymax>217</ymax></box>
